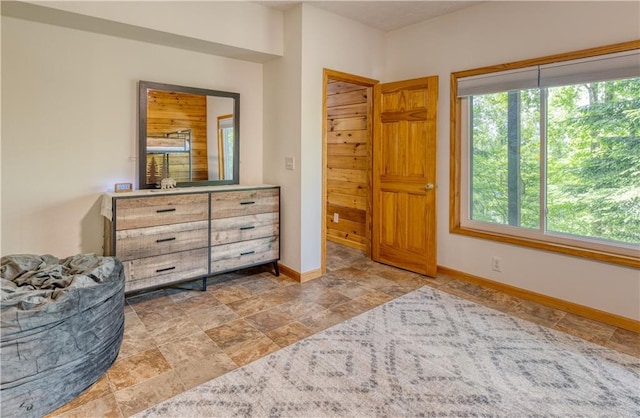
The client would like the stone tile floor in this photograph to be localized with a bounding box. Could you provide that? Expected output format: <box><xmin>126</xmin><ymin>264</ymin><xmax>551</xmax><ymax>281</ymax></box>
<box><xmin>50</xmin><ymin>242</ymin><xmax>640</xmax><ymax>417</ymax></box>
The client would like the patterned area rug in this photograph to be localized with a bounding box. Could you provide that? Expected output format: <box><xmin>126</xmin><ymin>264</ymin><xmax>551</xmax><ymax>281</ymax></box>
<box><xmin>137</xmin><ymin>286</ymin><xmax>640</xmax><ymax>417</ymax></box>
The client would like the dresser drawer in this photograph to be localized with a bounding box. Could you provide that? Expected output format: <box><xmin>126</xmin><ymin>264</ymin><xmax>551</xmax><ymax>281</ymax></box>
<box><xmin>115</xmin><ymin>193</ymin><xmax>208</xmax><ymax>230</ymax></box>
<box><xmin>211</xmin><ymin>236</ymin><xmax>279</xmax><ymax>272</ymax></box>
<box><xmin>211</xmin><ymin>188</ymin><xmax>278</xmax><ymax>219</ymax></box>
<box><xmin>123</xmin><ymin>248</ymin><xmax>208</xmax><ymax>284</ymax></box>
<box><xmin>116</xmin><ymin>220</ymin><xmax>208</xmax><ymax>261</ymax></box>
<box><xmin>211</xmin><ymin>212</ymin><xmax>279</xmax><ymax>245</ymax></box>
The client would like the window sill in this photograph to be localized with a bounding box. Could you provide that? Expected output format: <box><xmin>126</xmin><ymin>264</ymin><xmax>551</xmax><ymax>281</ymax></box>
<box><xmin>451</xmin><ymin>225</ymin><xmax>640</xmax><ymax>269</ymax></box>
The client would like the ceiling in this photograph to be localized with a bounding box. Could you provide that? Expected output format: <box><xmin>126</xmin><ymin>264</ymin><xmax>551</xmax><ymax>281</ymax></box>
<box><xmin>259</xmin><ymin>1</ymin><xmax>481</xmax><ymax>32</ymax></box>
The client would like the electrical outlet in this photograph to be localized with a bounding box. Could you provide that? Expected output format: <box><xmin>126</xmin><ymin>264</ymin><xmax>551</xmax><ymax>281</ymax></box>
<box><xmin>491</xmin><ymin>256</ymin><xmax>502</xmax><ymax>272</ymax></box>
<box><xmin>333</xmin><ymin>213</ymin><xmax>339</xmax><ymax>223</ymax></box>
<box><xmin>285</xmin><ymin>156</ymin><xmax>295</xmax><ymax>170</ymax></box>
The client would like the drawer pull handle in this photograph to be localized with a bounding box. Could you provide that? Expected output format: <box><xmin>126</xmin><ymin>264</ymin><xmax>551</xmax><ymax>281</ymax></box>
<box><xmin>240</xmin><ymin>201</ymin><xmax>255</xmax><ymax>205</ymax></box>
<box><xmin>240</xmin><ymin>226</ymin><xmax>255</xmax><ymax>231</ymax></box>
<box><xmin>156</xmin><ymin>237</ymin><xmax>176</xmax><ymax>243</ymax></box>
<box><xmin>157</xmin><ymin>208</ymin><xmax>177</xmax><ymax>213</ymax></box>
<box><xmin>156</xmin><ymin>266</ymin><xmax>176</xmax><ymax>273</ymax></box>
<box><xmin>240</xmin><ymin>251</ymin><xmax>255</xmax><ymax>256</ymax></box>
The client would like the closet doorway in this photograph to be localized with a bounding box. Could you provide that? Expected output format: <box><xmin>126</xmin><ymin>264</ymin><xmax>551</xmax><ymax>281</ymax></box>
<box><xmin>322</xmin><ymin>69</ymin><xmax>377</xmax><ymax>273</ymax></box>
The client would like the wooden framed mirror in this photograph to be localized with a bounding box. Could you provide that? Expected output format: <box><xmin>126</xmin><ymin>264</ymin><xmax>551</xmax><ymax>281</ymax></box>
<box><xmin>138</xmin><ymin>80</ymin><xmax>240</xmax><ymax>189</ymax></box>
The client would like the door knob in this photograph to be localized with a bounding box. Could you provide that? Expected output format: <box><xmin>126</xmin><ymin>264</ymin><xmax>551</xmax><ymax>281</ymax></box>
<box><xmin>425</xmin><ymin>183</ymin><xmax>435</xmax><ymax>190</ymax></box>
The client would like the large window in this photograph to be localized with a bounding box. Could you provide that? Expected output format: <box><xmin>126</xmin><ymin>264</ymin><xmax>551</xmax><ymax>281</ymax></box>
<box><xmin>451</xmin><ymin>41</ymin><xmax>640</xmax><ymax>267</ymax></box>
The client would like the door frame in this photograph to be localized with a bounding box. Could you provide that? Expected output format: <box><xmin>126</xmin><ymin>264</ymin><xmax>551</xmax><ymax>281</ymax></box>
<box><xmin>321</xmin><ymin>68</ymin><xmax>379</xmax><ymax>274</ymax></box>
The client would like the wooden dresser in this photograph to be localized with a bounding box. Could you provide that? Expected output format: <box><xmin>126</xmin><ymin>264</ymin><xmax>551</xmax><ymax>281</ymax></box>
<box><xmin>102</xmin><ymin>185</ymin><xmax>279</xmax><ymax>294</ymax></box>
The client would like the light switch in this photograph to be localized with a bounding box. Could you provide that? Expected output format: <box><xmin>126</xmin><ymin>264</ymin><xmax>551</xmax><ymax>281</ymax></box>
<box><xmin>285</xmin><ymin>156</ymin><xmax>295</xmax><ymax>170</ymax></box>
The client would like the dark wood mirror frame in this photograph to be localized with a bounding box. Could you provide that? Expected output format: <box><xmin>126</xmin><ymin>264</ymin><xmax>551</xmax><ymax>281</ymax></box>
<box><xmin>138</xmin><ymin>80</ymin><xmax>240</xmax><ymax>189</ymax></box>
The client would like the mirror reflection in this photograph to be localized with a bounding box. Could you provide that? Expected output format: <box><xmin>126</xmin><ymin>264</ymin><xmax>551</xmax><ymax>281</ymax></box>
<box><xmin>138</xmin><ymin>81</ymin><xmax>240</xmax><ymax>189</ymax></box>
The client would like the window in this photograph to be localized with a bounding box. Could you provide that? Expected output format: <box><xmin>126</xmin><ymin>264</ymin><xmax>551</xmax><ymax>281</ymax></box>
<box><xmin>451</xmin><ymin>41</ymin><xmax>640</xmax><ymax>267</ymax></box>
<box><xmin>217</xmin><ymin>115</ymin><xmax>235</xmax><ymax>180</ymax></box>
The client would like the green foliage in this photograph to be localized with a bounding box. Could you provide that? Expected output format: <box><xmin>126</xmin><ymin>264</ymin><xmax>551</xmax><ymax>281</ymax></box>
<box><xmin>471</xmin><ymin>90</ymin><xmax>540</xmax><ymax>229</ymax></box>
<box><xmin>547</xmin><ymin>79</ymin><xmax>640</xmax><ymax>244</ymax></box>
<box><xmin>470</xmin><ymin>77</ymin><xmax>640</xmax><ymax>245</ymax></box>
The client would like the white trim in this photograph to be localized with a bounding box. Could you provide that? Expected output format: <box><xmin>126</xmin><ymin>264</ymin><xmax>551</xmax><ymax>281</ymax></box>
<box><xmin>539</xmin><ymin>88</ymin><xmax>548</xmax><ymax>236</ymax></box>
<box><xmin>460</xmin><ymin>98</ymin><xmax>471</xmax><ymax>223</ymax></box>
<box><xmin>462</xmin><ymin>218</ymin><xmax>639</xmax><ymax>258</ymax></box>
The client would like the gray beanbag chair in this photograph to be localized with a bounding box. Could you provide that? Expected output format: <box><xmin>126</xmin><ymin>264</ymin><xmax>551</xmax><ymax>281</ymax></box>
<box><xmin>1</xmin><ymin>254</ymin><xmax>125</xmax><ymax>417</ymax></box>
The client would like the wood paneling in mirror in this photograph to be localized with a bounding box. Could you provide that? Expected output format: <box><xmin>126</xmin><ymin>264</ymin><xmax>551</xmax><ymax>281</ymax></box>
<box><xmin>147</xmin><ymin>90</ymin><xmax>208</xmax><ymax>181</ymax></box>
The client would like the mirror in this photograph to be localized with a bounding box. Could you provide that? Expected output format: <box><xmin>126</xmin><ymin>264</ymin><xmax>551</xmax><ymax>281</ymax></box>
<box><xmin>138</xmin><ymin>80</ymin><xmax>240</xmax><ymax>189</ymax></box>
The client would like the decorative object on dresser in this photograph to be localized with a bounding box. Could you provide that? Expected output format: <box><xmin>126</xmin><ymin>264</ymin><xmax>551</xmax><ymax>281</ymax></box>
<box><xmin>160</xmin><ymin>177</ymin><xmax>177</xmax><ymax>189</ymax></box>
<box><xmin>114</xmin><ymin>182</ymin><xmax>133</xmax><ymax>193</ymax></box>
<box><xmin>102</xmin><ymin>185</ymin><xmax>280</xmax><ymax>294</ymax></box>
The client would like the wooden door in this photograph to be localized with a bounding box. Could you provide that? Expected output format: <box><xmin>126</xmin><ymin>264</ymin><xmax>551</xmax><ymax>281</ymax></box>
<box><xmin>373</xmin><ymin>76</ymin><xmax>438</xmax><ymax>276</ymax></box>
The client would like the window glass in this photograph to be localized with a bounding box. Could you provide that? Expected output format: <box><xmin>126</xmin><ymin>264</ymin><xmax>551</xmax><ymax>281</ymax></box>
<box><xmin>546</xmin><ymin>78</ymin><xmax>640</xmax><ymax>245</ymax></box>
<box><xmin>222</xmin><ymin>126</ymin><xmax>234</xmax><ymax>180</ymax></box>
<box><xmin>453</xmin><ymin>43</ymin><xmax>640</xmax><ymax>265</ymax></box>
<box><xmin>470</xmin><ymin>89</ymin><xmax>540</xmax><ymax>229</ymax></box>
<box><xmin>467</xmin><ymin>78</ymin><xmax>639</xmax><ymax>246</ymax></box>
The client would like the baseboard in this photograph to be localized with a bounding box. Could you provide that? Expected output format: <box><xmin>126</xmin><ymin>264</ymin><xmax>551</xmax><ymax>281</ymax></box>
<box><xmin>278</xmin><ymin>263</ymin><xmax>323</xmax><ymax>283</ymax></box>
<box><xmin>326</xmin><ymin>236</ymin><xmax>366</xmax><ymax>251</ymax></box>
<box><xmin>437</xmin><ymin>266</ymin><xmax>640</xmax><ymax>333</ymax></box>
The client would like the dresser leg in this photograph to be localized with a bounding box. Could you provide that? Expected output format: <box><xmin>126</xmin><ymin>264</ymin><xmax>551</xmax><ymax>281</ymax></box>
<box><xmin>273</xmin><ymin>261</ymin><xmax>280</xmax><ymax>277</ymax></box>
<box><xmin>202</xmin><ymin>278</ymin><xmax>207</xmax><ymax>291</ymax></box>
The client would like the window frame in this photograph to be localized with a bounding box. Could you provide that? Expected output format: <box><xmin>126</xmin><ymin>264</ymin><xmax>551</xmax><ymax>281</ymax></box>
<box><xmin>450</xmin><ymin>40</ymin><xmax>640</xmax><ymax>269</ymax></box>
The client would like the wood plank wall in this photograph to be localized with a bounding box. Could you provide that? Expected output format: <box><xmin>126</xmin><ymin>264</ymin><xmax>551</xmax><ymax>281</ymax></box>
<box><xmin>326</xmin><ymin>80</ymin><xmax>372</xmax><ymax>251</ymax></box>
<box><xmin>147</xmin><ymin>90</ymin><xmax>208</xmax><ymax>181</ymax></box>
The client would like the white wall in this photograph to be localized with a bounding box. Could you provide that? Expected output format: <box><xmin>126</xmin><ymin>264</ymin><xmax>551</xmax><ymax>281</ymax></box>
<box><xmin>1</xmin><ymin>16</ymin><xmax>263</xmax><ymax>257</ymax></box>
<box><xmin>0</xmin><ymin>14</ymin><xmax>3</xmax><ymax>257</ymax></box>
<box><xmin>263</xmin><ymin>4</ymin><xmax>385</xmax><ymax>272</ymax></box>
<box><xmin>297</xmin><ymin>4</ymin><xmax>385</xmax><ymax>272</ymax></box>
<box><xmin>385</xmin><ymin>1</ymin><xmax>640</xmax><ymax>320</ymax></box>
<box><xmin>29</xmin><ymin>0</ymin><xmax>284</xmax><ymax>58</ymax></box>
<box><xmin>263</xmin><ymin>6</ymin><xmax>304</xmax><ymax>271</ymax></box>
